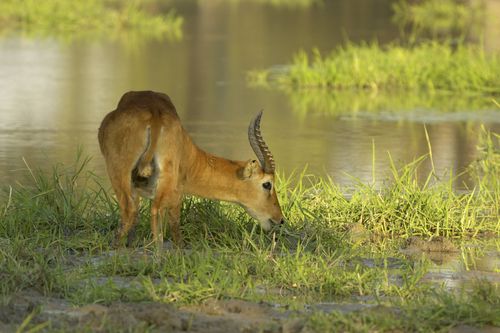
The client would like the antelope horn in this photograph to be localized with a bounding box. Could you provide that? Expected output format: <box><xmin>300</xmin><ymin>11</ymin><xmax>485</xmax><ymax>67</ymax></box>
<box><xmin>248</xmin><ymin>110</ymin><xmax>275</xmax><ymax>174</ymax></box>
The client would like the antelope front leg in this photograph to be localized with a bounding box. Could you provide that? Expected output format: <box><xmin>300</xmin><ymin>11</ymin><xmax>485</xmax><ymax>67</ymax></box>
<box><xmin>166</xmin><ymin>203</ymin><xmax>183</xmax><ymax>248</ymax></box>
<box><xmin>151</xmin><ymin>206</ymin><xmax>165</xmax><ymax>250</ymax></box>
<box><xmin>125</xmin><ymin>195</ymin><xmax>141</xmax><ymax>247</ymax></box>
<box><xmin>152</xmin><ymin>162</ymin><xmax>183</xmax><ymax>249</ymax></box>
<box><xmin>151</xmin><ymin>201</ymin><xmax>183</xmax><ymax>250</ymax></box>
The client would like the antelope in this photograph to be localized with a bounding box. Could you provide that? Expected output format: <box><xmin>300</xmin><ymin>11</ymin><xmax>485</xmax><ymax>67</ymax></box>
<box><xmin>98</xmin><ymin>91</ymin><xmax>285</xmax><ymax>248</ymax></box>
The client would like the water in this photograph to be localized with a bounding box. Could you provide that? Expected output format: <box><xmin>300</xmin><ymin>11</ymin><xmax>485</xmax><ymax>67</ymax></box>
<box><xmin>0</xmin><ymin>0</ymin><xmax>499</xmax><ymax>187</ymax></box>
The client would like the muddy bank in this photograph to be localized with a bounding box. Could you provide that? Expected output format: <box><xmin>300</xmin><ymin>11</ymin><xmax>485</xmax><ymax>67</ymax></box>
<box><xmin>2</xmin><ymin>289</ymin><xmax>499</xmax><ymax>333</ymax></box>
<box><xmin>0</xmin><ymin>290</ymin><xmax>302</xmax><ymax>333</ymax></box>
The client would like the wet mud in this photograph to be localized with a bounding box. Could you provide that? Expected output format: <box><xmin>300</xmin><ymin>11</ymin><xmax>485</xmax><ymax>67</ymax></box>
<box><xmin>0</xmin><ymin>290</ymin><xmax>303</xmax><ymax>333</ymax></box>
<box><xmin>2</xmin><ymin>289</ymin><xmax>499</xmax><ymax>333</ymax></box>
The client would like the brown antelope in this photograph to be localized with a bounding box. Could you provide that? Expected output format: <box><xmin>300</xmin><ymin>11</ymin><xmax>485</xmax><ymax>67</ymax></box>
<box><xmin>98</xmin><ymin>91</ymin><xmax>285</xmax><ymax>248</ymax></box>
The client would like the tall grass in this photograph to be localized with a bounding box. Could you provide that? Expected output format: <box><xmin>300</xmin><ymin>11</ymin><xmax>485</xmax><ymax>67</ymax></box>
<box><xmin>0</xmin><ymin>0</ymin><xmax>183</xmax><ymax>40</ymax></box>
<box><xmin>1</xmin><ymin>131</ymin><xmax>498</xmax><ymax>252</ymax></box>
<box><xmin>468</xmin><ymin>126</ymin><xmax>500</xmax><ymax>222</ymax></box>
<box><xmin>209</xmin><ymin>0</ymin><xmax>321</xmax><ymax>8</ymax></box>
<box><xmin>392</xmin><ymin>0</ymin><xmax>485</xmax><ymax>39</ymax></box>
<box><xmin>248</xmin><ymin>42</ymin><xmax>500</xmax><ymax>94</ymax></box>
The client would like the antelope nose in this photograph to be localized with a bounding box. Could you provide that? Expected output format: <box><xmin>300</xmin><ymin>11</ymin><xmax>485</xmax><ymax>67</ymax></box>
<box><xmin>280</xmin><ymin>218</ymin><xmax>285</xmax><ymax>225</ymax></box>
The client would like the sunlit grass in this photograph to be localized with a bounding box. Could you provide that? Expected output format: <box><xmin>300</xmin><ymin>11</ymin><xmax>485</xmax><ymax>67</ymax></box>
<box><xmin>248</xmin><ymin>42</ymin><xmax>500</xmax><ymax>94</ymax></box>
<box><xmin>0</xmin><ymin>0</ymin><xmax>183</xmax><ymax>41</ymax></box>
<box><xmin>468</xmin><ymin>126</ymin><xmax>500</xmax><ymax>207</ymax></box>
<box><xmin>306</xmin><ymin>282</ymin><xmax>500</xmax><ymax>332</ymax></box>
<box><xmin>0</xmin><ymin>130</ymin><xmax>498</xmax><ymax>331</ymax></box>
<box><xmin>200</xmin><ymin>0</ymin><xmax>321</xmax><ymax>8</ymax></box>
<box><xmin>392</xmin><ymin>0</ymin><xmax>485</xmax><ymax>39</ymax></box>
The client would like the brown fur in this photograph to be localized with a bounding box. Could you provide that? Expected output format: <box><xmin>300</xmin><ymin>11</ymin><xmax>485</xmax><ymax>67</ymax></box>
<box><xmin>98</xmin><ymin>91</ymin><xmax>284</xmax><ymax>248</ymax></box>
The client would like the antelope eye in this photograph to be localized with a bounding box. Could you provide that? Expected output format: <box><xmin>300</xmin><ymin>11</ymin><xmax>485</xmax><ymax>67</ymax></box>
<box><xmin>262</xmin><ymin>182</ymin><xmax>272</xmax><ymax>190</ymax></box>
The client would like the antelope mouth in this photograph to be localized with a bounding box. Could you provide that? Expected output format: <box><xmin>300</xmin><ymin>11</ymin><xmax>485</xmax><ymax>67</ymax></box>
<box><xmin>268</xmin><ymin>218</ymin><xmax>284</xmax><ymax>228</ymax></box>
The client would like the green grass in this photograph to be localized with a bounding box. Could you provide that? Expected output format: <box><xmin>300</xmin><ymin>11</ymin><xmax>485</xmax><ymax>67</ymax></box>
<box><xmin>469</xmin><ymin>127</ymin><xmax>500</xmax><ymax>193</ymax></box>
<box><xmin>248</xmin><ymin>42</ymin><xmax>500</xmax><ymax>94</ymax></box>
<box><xmin>0</xmin><ymin>130</ymin><xmax>499</xmax><ymax>331</ymax></box>
<box><xmin>0</xmin><ymin>0</ymin><xmax>183</xmax><ymax>40</ymax></box>
<box><xmin>213</xmin><ymin>0</ymin><xmax>321</xmax><ymax>8</ymax></box>
<box><xmin>392</xmin><ymin>0</ymin><xmax>485</xmax><ymax>39</ymax></box>
<box><xmin>306</xmin><ymin>282</ymin><xmax>500</xmax><ymax>332</ymax></box>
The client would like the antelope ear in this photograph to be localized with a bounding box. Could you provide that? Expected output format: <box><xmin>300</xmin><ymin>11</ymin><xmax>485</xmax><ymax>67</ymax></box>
<box><xmin>238</xmin><ymin>160</ymin><xmax>260</xmax><ymax>179</ymax></box>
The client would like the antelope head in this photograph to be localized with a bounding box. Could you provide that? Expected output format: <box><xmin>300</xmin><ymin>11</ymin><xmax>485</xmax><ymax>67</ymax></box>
<box><xmin>239</xmin><ymin>111</ymin><xmax>285</xmax><ymax>230</ymax></box>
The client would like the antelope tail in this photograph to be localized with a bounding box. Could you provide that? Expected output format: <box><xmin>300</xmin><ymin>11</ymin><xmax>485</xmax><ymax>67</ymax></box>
<box><xmin>137</xmin><ymin>121</ymin><xmax>161</xmax><ymax>178</ymax></box>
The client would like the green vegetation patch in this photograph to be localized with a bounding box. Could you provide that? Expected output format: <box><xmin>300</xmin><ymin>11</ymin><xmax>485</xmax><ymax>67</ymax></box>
<box><xmin>0</xmin><ymin>0</ymin><xmax>183</xmax><ymax>40</ymax></box>
<box><xmin>217</xmin><ymin>0</ymin><xmax>321</xmax><ymax>8</ymax></box>
<box><xmin>0</xmin><ymin>130</ymin><xmax>498</xmax><ymax>331</ymax></box>
<box><xmin>248</xmin><ymin>42</ymin><xmax>500</xmax><ymax>94</ymax></box>
<box><xmin>392</xmin><ymin>0</ymin><xmax>485</xmax><ymax>38</ymax></box>
<box><xmin>306</xmin><ymin>282</ymin><xmax>500</xmax><ymax>332</ymax></box>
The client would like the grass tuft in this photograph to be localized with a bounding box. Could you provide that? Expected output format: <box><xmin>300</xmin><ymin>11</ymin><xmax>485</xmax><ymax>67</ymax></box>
<box><xmin>248</xmin><ymin>42</ymin><xmax>500</xmax><ymax>94</ymax></box>
<box><xmin>0</xmin><ymin>0</ymin><xmax>183</xmax><ymax>41</ymax></box>
<box><xmin>306</xmin><ymin>281</ymin><xmax>500</xmax><ymax>332</ymax></box>
<box><xmin>392</xmin><ymin>0</ymin><xmax>486</xmax><ymax>39</ymax></box>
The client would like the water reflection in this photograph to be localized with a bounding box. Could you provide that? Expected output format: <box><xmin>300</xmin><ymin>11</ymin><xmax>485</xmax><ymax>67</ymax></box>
<box><xmin>410</xmin><ymin>244</ymin><xmax>500</xmax><ymax>290</ymax></box>
<box><xmin>281</xmin><ymin>90</ymin><xmax>499</xmax><ymax>117</ymax></box>
<box><xmin>0</xmin><ymin>0</ymin><xmax>498</xmax><ymax>189</ymax></box>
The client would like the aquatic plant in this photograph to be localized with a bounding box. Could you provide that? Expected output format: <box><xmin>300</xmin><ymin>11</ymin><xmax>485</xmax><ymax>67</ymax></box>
<box><xmin>0</xmin><ymin>0</ymin><xmax>183</xmax><ymax>40</ymax></box>
<box><xmin>248</xmin><ymin>42</ymin><xmax>500</xmax><ymax>94</ymax></box>
<box><xmin>200</xmin><ymin>0</ymin><xmax>322</xmax><ymax>9</ymax></box>
<box><xmin>392</xmin><ymin>0</ymin><xmax>485</xmax><ymax>39</ymax></box>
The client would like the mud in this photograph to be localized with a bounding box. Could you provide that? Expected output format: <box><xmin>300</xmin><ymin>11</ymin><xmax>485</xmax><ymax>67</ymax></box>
<box><xmin>2</xmin><ymin>289</ymin><xmax>499</xmax><ymax>333</ymax></box>
<box><xmin>0</xmin><ymin>290</ymin><xmax>304</xmax><ymax>333</ymax></box>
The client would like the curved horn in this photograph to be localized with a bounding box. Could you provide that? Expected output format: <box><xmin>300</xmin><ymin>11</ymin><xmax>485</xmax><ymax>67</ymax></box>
<box><xmin>248</xmin><ymin>110</ymin><xmax>275</xmax><ymax>174</ymax></box>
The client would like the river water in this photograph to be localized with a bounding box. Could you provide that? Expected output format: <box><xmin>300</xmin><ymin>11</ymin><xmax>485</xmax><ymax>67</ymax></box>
<box><xmin>0</xmin><ymin>0</ymin><xmax>499</xmax><ymax>187</ymax></box>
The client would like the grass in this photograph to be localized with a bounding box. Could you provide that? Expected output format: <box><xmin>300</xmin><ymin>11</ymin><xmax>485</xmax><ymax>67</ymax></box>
<box><xmin>0</xmin><ymin>0</ymin><xmax>183</xmax><ymax>41</ymax></box>
<box><xmin>306</xmin><ymin>282</ymin><xmax>500</xmax><ymax>332</ymax></box>
<box><xmin>392</xmin><ymin>0</ymin><xmax>485</xmax><ymax>39</ymax></box>
<box><xmin>211</xmin><ymin>0</ymin><xmax>321</xmax><ymax>8</ymax></box>
<box><xmin>248</xmin><ymin>42</ymin><xmax>500</xmax><ymax>94</ymax></box>
<box><xmin>469</xmin><ymin>127</ymin><xmax>500</xmax><ymax>193</ymax></box>
<box><xmin>0</xmin><ymin>130</ymin><xmax>499</xmax><ymax>331</ymax></box>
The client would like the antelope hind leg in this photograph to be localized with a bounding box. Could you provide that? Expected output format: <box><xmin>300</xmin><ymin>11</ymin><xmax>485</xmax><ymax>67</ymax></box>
<box><xmin>151</xmin><ymin>172</ymin><xmax>183</xmax><ymax>250</ymax></box>
<box><xmin>109</xmin><ymin>173</ymin><xmax>140</xmax><ymax>248</ymax></box>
